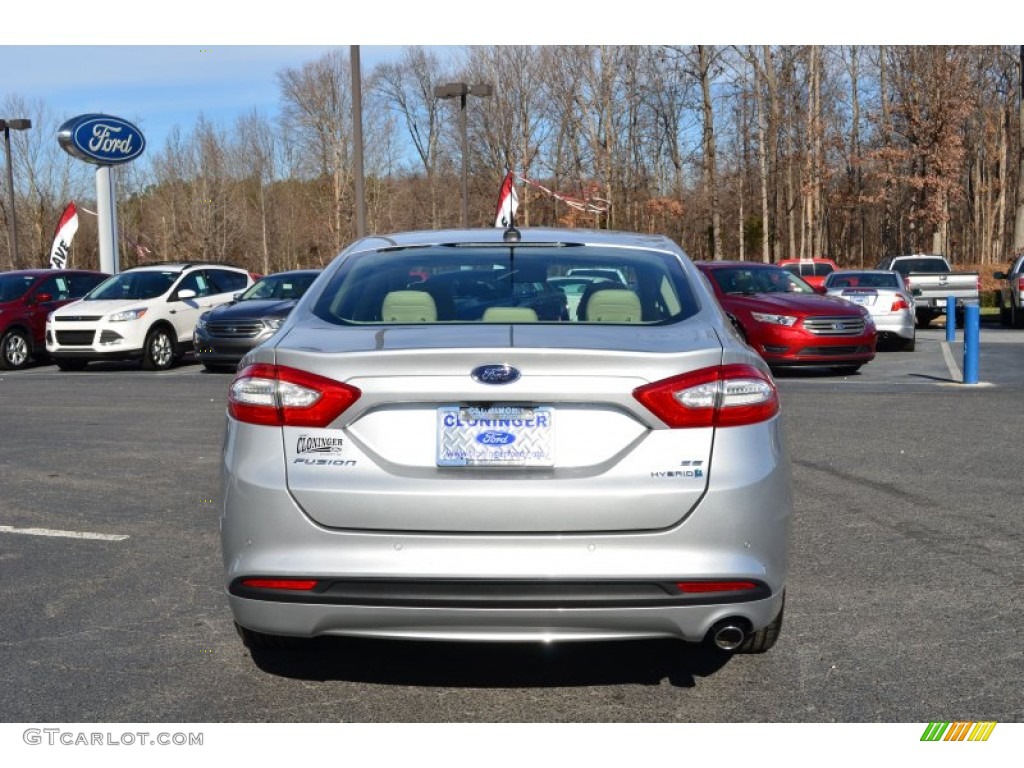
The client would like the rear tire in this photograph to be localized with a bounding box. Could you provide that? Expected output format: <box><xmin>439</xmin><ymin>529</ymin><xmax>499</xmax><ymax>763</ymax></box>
<box><xmin>1012</xmin><ymin>303</ymin><xmax>1024</xmax><ymax>330</ymax></box>
<box><xmin>0</xmin><ymin>329</ymin><xmax>31</xmax><ymax>370</ymax></box>
<box><xmin>142</xmin><ymin>327</ymin><xmax>176</xmax><ymax>370</ymax></box>
<box><xmin>902</xmin><ymin>336</ymin><xmax>916</xmax><ymax>352</ymax></box>
<box><xmin>735</xmin><ymin>596</ymin><xmax>784</xmax><ymax>654</ymax></box>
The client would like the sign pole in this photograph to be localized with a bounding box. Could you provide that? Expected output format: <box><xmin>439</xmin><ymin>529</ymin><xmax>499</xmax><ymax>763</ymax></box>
<box><xmin>96</xmin><ymin>165</ymin><xmax>120</xmax><ymax>275</ymax></box>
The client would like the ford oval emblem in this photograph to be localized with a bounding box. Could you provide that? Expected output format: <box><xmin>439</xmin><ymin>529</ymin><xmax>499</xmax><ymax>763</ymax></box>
<box><xmin>476</xmin><ymin>431</ymin><xmax>516</xmax><ymax>446</ymax></box>
<box><xmin>471</xmin><ymin>364</ymin><xmax>520</xmax><ymax>385</ymax></box>
<box><xmin>58</xmin><ymin>114</ymin><xmax>146</xmax><ymax>166</ymax></box>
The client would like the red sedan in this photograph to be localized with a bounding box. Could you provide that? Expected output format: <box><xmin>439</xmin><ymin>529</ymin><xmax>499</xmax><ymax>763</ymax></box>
<box><xmin>696</xmin><ymin>261</ymin><xmax>876</xmax><ymax>373</ymax></box>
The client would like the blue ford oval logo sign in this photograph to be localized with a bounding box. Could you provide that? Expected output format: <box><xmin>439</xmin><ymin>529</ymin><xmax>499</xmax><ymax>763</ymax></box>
<box><xmin>58</xmin><ymin>114</ymin><xmax>146</xmax><ymax>165</ymax></box>
<box><xmin>476</xmin><ymin>431</ymin><xmax>516</xmax><ymax>445</ymax></box>
<box><xmin>471</xmin><ymin>364</ymin><xmax>520</xmax><ymax>385</ymax></box>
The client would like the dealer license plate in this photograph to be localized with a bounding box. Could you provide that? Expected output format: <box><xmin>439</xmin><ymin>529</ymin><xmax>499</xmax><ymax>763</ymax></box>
<box><xmin>843</xmin><ymin>292</ymin><xmax>876</xmax><ymax>306</ymax></box>
<box><xmin>437</xmin><ymin>405</ymin><xmax>554</xmax><ymax>467</ymax></box>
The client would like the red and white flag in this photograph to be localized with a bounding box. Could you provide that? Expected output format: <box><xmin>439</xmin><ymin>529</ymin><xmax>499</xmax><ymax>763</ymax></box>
<box><xmin>494</xmin><ymin>171</ymin><xmax>519</xmax><ymax>228</ymax></box>
<box><xmin>49</xmin><ymin>202</ymin><xmax>79</xmax><ymax>269</ymax></box>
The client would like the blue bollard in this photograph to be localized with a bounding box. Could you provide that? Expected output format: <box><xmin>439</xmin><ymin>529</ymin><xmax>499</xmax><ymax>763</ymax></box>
<box><xmin>945</xmin><ymin>296</ymin><xmax>956</xmax><ymax>342</ymax></box>
<box><xmin>963</xmin><ymin>303</ymin><xmax>979</xmax><ymax>384</ymax></box>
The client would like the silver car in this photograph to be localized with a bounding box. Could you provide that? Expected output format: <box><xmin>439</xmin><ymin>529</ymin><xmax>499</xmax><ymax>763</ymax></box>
<box><xmin>220</xmin><ymin>228</ymin><xmax>792</xmax><ymax>656</ymax></box>
<box><xmin>824</xmin><ymin>269</ymin><xmax>916</xmax><ymax>351</ymax></box>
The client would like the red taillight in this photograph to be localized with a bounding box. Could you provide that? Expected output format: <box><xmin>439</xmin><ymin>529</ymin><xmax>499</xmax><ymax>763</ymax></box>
<box><xmin>241</xmin><ymin>579</ymin><xmax>319</xmax><ymax>591</ymax></box>
<box><xmin>228</xmin><ymin>364</ymin><xmax>360</xmax><ymax>427</ymax></box>
<box><xmin>891</xmin><ymin>297</ymin><xmax>909</xmax><ymax>311</ymax></box>
<box><xmin>633</xmin><ymin>364</ymin><xmax>779</xmax><ymax>428</ymax></box>
<box><xmin>675</xmin><ymin>581</ymin><xmax>759</xmax><ymax>594</ymax></box>
<box><xmin>1017</xmin><ymin>276</ymin><xmax>1024</xmax><ymax>293</ymax></box>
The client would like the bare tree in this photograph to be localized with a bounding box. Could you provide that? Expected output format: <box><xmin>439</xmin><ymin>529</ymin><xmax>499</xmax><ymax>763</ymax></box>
<box><xmin>278</xmin><ymin>49</ymin><xmax>353</xmax><ymax>253</ymax></box>
<box><xmin>372</xmin><ymin>46</ymin><xmax>450</xmax><ymax>227</ymax></box>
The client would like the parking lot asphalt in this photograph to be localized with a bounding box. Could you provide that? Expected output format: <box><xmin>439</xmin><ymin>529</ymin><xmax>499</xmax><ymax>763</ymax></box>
<box><xmin>1</xmin><ymin>323</ymin><xmax>1022</xmax><ymax>722</ymax></box>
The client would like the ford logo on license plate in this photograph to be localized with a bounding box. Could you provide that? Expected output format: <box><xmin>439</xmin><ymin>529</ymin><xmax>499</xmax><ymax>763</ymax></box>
<box><xmin>471</xmin><ymin>364</ymin><xmax>520</xmax><ymax>385</ymax></box>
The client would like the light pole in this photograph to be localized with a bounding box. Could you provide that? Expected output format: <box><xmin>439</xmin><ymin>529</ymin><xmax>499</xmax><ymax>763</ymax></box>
<box><xmin>1</xmin><ymin>118</ymin><xmax>31</xmax><ymax>269</ymax></box>
<box><xmin>433</xmin><ymin>82</ymin><xmax>492</xmax><ymax>227</ymax></box>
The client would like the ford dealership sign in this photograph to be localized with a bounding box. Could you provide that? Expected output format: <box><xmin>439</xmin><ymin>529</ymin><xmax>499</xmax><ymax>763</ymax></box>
<box><xmin>58</xmin><ymin>114</ymin><xmax>146</xmax><ymax>165</ymax></box>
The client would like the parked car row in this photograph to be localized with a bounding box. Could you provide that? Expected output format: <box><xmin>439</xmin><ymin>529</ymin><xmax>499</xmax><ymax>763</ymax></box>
<box><xmin>11</xmin><ymin>247</ymin><xmax>984</xmax><ymax>383</ymax></box>
<box><xmin>0</xmin><ymin>264</ymin><xmax>328</xmax><ymax>373</ymax></box>
<box><xmin>0</xmin><ymin>255</ymin><xmax>904</xmax><ymax>378</ymax></box>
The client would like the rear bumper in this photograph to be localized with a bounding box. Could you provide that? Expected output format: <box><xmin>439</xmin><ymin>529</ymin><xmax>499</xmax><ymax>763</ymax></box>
<box><xmin>872</xmin><ymin>313</ymin><xmax>915</xmax><ymax>341</ymax></box>
<box><xmin>220</xmin><ymin>419</ymin><xmax>792</xmax><ymax>643</ymax></box>
<box><xmin>227</xmin><ymin>590</ymin><xmax>785</xmax><ymax>643</ymax></box>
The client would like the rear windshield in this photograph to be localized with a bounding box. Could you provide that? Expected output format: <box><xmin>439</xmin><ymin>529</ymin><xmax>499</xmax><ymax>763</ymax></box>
<box><xmin>888</xmin><ymin>258</ymin><xmax>948</xmax><ymax>275</ymax></box>
<box><xmin>827</xmin><ymin>272</ymin><xmax>900</xmax><ymax>289</ymax></box>
<box><xmin>311</xmin><ymin>245</ymin><xmax>699</xmax><ymax>325</ymax></box>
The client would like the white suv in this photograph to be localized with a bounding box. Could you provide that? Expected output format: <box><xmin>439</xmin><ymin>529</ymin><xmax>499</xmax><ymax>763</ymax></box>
<box><xmin>46</xmin><ymin>263</ymin><xmax>253</xmax><ymax>371</ymax></box>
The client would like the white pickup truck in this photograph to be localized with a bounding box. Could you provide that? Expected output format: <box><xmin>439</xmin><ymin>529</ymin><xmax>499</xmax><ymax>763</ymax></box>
<box><xmin>874</xmin><ymin>255</ymin><xmax>979</xmax><ymax>328</ymax></box>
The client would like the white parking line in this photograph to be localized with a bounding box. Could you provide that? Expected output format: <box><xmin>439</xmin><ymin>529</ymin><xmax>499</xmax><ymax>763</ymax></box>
<box><xmin>0</xmin><ymin>525</ymin><xmax>129</xmax><ymax>541</ymax></box>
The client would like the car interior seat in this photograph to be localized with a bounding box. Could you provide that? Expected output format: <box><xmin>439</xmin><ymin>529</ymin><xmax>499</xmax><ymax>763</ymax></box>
<box><xmin>584</xmin><ymin>289</ymin><xmax>643</xmax><ymax>323</ymax></box>
<box><xmin>576</xmin><ymin>282</ymin><xmax>630</xmax><ymax>321</ymax></box>
<box><xmin>381</xmin><ymin>290</ymin><xmax>437</xmax><ymax>322</ymax></box>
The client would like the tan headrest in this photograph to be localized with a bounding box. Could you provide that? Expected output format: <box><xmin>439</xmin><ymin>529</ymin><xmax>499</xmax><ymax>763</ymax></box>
<box><xmin>381</xmin><ymin>290</ymin><xmax>437</xmax><ymax>322</ymax></box>
<box><xmin>585</xmin><ymin>289</ymin><xmax>642</xmax><ymax>322</ymax></box>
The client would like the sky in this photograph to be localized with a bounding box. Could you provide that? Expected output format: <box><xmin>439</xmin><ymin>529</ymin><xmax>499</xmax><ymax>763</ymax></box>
<box><xmin>0</xmin><ymin>45</ymin><xmax>419</xmax><ymax>155</ymax></box>
<box><xmin>1</xmin><ymin>2</ymin><xmax>1016</xmax><ymax>166</ymax></box>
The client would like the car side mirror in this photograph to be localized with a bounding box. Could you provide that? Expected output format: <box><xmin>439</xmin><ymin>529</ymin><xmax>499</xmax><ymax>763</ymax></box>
<box><xmin>176</xmin><ymin>289</ymin><xmax>197</xmax><ymax>301</ymax></box>
<box><xmin>33</xmin><ymin>292</ymin><xmax>54</xmax><ymax>304</ymax></box>
<box><xmin>993</xmin><ymin>271</ymin><xmax>1006</xmax><ymax>280</ymax></box>
<box><xmin>233</xmin><ymin>292</ymin><xmax>243</xmax><ymax>301</ymax></box>
<box><xmin>813</xmin><ymin>285</ymin><xmax>827</xmax><ymax>294</ymax></box>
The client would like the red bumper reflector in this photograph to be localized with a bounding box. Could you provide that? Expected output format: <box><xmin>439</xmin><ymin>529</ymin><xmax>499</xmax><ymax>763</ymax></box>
<box><xmin>241</xmin><ymin>579</ymin><xmax>319</xmax><ymax>591</ymax></box>
<box><xmin>675</xmin><ymin>581</ymin><xmax>758</xmax><ymax>594</ymax></box>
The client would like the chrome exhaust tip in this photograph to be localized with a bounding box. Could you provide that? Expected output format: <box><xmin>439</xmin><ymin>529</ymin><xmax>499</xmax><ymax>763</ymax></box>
<box><xmin>711</xmin><ymin>622</ymin><xmax>747</xmax><ymax>651</ymax></box>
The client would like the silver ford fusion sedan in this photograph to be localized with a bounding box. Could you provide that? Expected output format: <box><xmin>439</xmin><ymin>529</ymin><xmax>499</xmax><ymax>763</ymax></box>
<box><xmin>221</xmin><ymin>227</ymin><xmax>792</xmax><ymax>655</ymax></box>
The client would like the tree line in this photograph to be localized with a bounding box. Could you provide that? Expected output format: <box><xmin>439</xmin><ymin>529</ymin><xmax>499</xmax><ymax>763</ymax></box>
<box><xmin>2</xmin><ymin>45</ymin><xmax>1023</xmax><ymax>275</ymax></box>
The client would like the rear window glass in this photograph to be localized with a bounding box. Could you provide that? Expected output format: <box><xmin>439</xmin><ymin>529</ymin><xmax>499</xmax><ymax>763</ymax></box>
<box><xmin>889</xmin><ymin>259</ymin><xmax>948</xmax><ymax>275</ymax></box>
<box><xmin>311</xmin><ymin>245</ymin><xmax>698</xmax><ymax>325</ymax></box>
<box><xmin>827</xmin><ymin>272</ymin><xmax>900</xmax><ymax>289</ymax></box>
